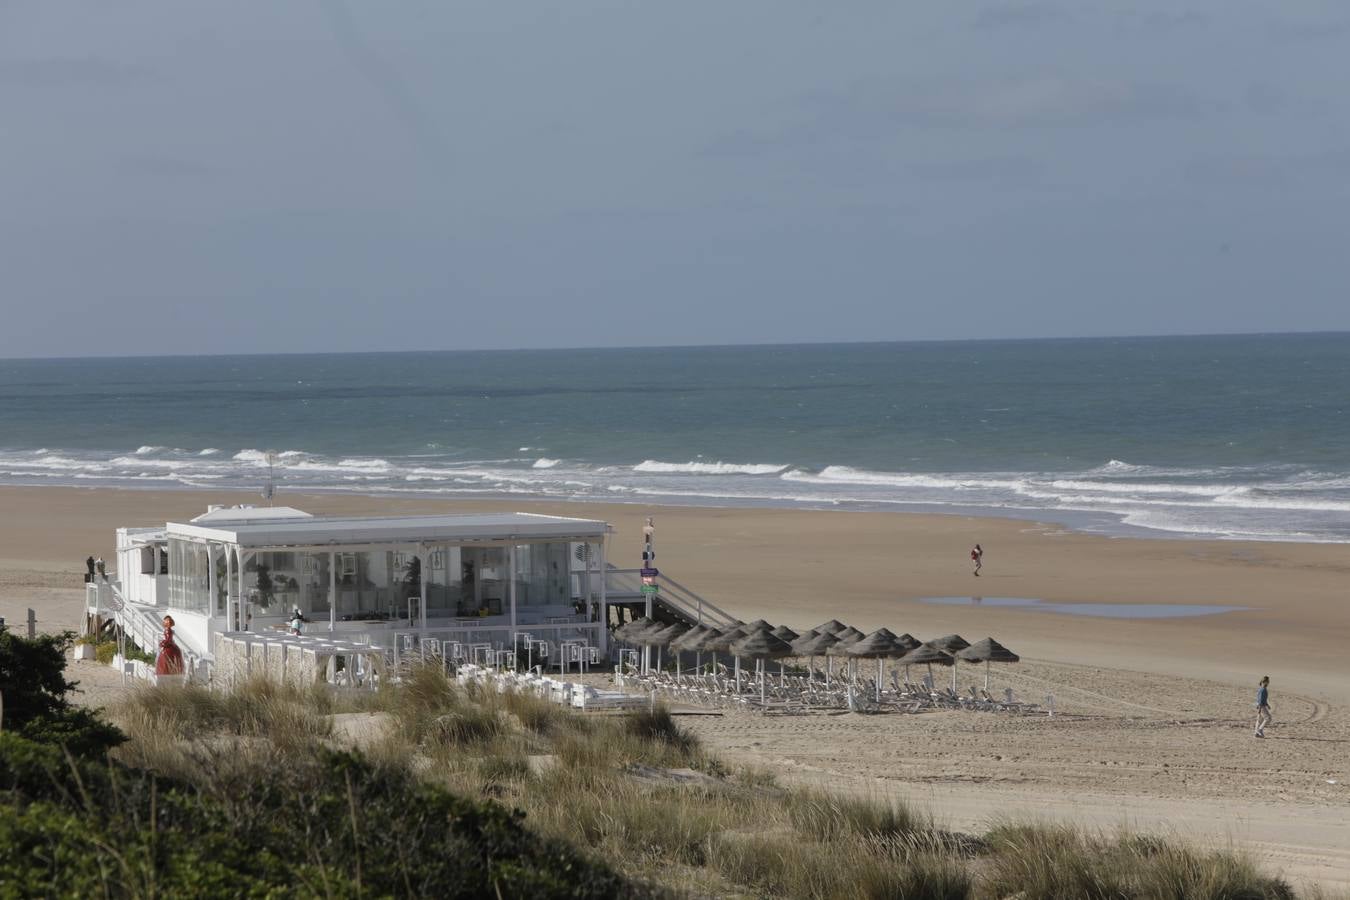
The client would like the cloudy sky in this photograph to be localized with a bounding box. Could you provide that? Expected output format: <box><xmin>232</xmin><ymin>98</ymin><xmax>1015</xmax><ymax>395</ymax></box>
<box><xmin>2</xmin><ymin>2</ymin><xmax>1348</xmax><ymax>357</ymax></box>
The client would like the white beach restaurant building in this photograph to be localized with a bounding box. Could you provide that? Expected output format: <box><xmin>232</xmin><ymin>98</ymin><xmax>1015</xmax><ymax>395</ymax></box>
<box><xmin>88</xmin><ymin>505</ymin><xmax>615</xmax><ymax>681</ymax></box>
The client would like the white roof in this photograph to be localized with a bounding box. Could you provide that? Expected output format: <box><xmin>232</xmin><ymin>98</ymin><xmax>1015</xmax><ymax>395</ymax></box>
<box><xmin>166</xmin><ymin>511</ymin><xmax>610</xmax><ymax>548</ymax></box>
<box><xmin>190</xmin><ymin>505</ymin><xmax>314</xmax><ymax>524</ymax></box>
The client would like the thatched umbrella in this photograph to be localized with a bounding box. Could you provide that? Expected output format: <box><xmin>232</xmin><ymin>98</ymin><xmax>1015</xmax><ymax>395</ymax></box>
<box><xmin>705</xmin><ymin>624</ymin><xmax>754</xmax><ymax>693</ymax></box>
<box><xmin>792</xmin><ymin>629</ymin><xmax>841</xmax><ymax>687</ymax></box>
<box><xmin>730</xmin><ymin>631</ymin><xmax>794</xmax><ymax>706</ymax></box>
<box><xmin>648</xmin><ymin>622</ymin><xmax>689</xmax><ymax>674</ymax></box>
<box><xmin>768</xmin><ymin>625</ymin><xmax>800</xmax><ymax>685</ymax></box>
<box><xmin>899</xmin><ymin>643</ymin><xmax>955</xmax><ymax>691</ymax></box>
<box><xmin>814</xmin><ymin>619</ymin><xmax>849</xmax><ymax>635</ymax></box>
<box><xmin>929</xmin><ymin>634</ymin><xmax>971</xmax><ymax>653</ymax></box>
<box><xmin>685</xmin><ymin>626</ymin><xmax>727</xmax><ymax>675</ymax></box>
<box><xmin>614</xmin><ymin>617</ymin><xmax>657</xmax><ymax>642</ymax></box>
<box><xmin>614</xmin><ymin>618</ymin><xmax>660</xmax><ymax>671</ymax></box>
<box><xmin>670</xmin><ymin>624</ymin><xmax>708</xmax><ymax>674</ymax></box>
<box><xmin>634</xmin><ymin>621</ymin><xmax>672</xmax><ymax>675</ymax></box>
<box><xmin>846</xmin><ymin>629</ymin><xmax>907</xmax><ymax>703</ymax></box>
<box><xmin>832</xmin><ymin>627</ymin><xmax>866</xmax><ymax>681</ymax></box>
<box><xmin>894</xmin><ymin>633</ymin><xmax>922</xmax><ymax>652</ymax></box>
<box><xmin>927</xmin><ymin>634</ymin><xmax>972</xmax><ymax>692</ymax></box>
<box><xmin>957</xmin><ymin>637</ymin><xmax>1020</xmax><ymax>690</ymax></box>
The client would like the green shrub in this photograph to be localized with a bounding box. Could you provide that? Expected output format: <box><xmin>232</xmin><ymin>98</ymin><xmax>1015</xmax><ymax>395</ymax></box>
<box><xmin>0</xmin><ymin>731</ymin><xmax>648</xmax><ymax>898</ymax></box>
<box><xmin>0</xmin><ymin>628</ymin><xmax>78</xmax><ymax>729</ymax></box>
<box><xmin>0</xmin><ymin>627</ymin><xmax>125</xmax><ymax>758</ymax></box>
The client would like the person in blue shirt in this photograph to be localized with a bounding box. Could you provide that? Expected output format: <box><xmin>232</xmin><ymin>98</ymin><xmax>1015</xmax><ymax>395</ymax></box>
<box><xmin>1254</xmin><ymin>676</ymin><xmax>1272</xmax><ymax>738</ymax></box>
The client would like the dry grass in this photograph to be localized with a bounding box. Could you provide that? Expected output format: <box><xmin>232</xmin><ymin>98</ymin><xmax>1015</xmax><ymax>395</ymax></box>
<box><xmin>108</xmin><ymin>665</ymin><xmax>1313</xmax><ymax>899</ymax></box>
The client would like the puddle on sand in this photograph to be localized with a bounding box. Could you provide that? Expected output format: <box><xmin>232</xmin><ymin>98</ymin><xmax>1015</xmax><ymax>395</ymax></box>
<box><xmin>917</xmin><ymin>597</ymin><xmax>1251</xmax><ymax>620</ymax></box>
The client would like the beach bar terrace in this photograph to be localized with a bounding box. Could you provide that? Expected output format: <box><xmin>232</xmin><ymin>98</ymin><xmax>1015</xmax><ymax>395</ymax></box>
<box><xmin>92</xmin><ymin>505</ymin><xmax>613</xmax><ymax>681</ymax></box>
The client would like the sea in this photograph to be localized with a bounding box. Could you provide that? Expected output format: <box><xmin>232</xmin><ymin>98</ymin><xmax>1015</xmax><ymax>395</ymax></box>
<box><xmin>2</xmin><ymin>333</ymin><xmax>1349</xmax><ymax>543</ymax></box>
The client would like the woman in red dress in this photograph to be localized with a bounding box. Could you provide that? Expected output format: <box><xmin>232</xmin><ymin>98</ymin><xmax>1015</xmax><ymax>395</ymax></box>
<box><xmin>155</xmin><ymin>614</ymin><xmax>185</xmax><ymax>675</ymax></box>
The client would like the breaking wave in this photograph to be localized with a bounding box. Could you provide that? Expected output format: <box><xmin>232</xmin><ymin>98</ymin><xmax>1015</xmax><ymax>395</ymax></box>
<box><xmin>634</xmin><ymin>460</ymin><xmax>789</xmax><ymax>475</ymax></box>
<box><xmin>2</xmin><ymin>447</ymin><xmax>1350</xmax><ymax>542</ymax></box>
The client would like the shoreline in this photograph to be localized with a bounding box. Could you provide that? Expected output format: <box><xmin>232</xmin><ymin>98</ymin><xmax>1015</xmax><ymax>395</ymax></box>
<box><xmin>0</xmin><ymin>477</ymin><xmax>1338</xmax><ymax>546</ymax></box>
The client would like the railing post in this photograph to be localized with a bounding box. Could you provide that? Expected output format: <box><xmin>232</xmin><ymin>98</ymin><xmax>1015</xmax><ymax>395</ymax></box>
<box><xmin>26</xmin><ymin>608</ymin><xmax>35</xmax><ymax>639</ymax></box>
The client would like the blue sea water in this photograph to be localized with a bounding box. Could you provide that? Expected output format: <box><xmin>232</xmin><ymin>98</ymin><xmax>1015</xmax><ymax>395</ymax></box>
<box><xmin>2</xmin><ymin>333</ymin><xmax>1349</xmax><ymax>542</ymax></box>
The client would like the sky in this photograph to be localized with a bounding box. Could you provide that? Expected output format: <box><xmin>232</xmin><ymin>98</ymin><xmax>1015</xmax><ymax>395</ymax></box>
<box><xmin>2</xmin><ymin>1</ymin><xmax>1349</xmax><ymax>358</ymax></box>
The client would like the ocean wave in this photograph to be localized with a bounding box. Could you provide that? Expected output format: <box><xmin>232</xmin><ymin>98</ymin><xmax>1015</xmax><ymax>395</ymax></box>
<box><xmin>4</xmin><ymin>443</ymin><xmax>1350</xmax><ymax>542</ymax></box>
<box><xmin>1045</xmin><ymin>479</ymin><xmax>1250</xmax><ymax>497</ymax></box>
<box><xmin>785</xmin><ymin>466</ymin><xmax>1025</xmax><ymax>491</ymax></box>
<box><xmin>634</xmin><ymin>460</ymin><xmax>789</xmax><ymax>475</ymax></box>
<box><xmin>337</xmin><ymin>458</ymin><xmax>391</xmax><ymax>471</ymax></box>
<box><xmin>23</xmin><ymin>454</ymin><xmax>111</xmax><ymax>471</ymax></box>
<box><xmin>233</xmin><ymin>448</ymin><xmax>310</xmax><ymax>464</ymax></box>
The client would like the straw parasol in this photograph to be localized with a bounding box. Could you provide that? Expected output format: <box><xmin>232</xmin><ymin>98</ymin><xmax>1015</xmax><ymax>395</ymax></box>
<box><xmin>670</xmin><ymin>624</ymin><xmax>709</xmax><ymax>651</ymax></box>
<box><xmin>899</xmin><ymin>643</ymin><xmax>955</xmax><ymax>691</ymax></box>
<box><xmin>671</xmin><ymin>624</ymin><xmax>711</xmax><ymax>674</ymax></box>
<box><xmin>743</xmin><ymin>619</ymin><xmax>775</xmax><ymax>633</ymax></box>
<box><xmin>894</xmin><ymin>633</ymin><xmax>922</xmax><ymax>652</ymax></box>
<box><xmin>927</xmin><ymin>634</ymin><xmax>971</xmax><ymax>691</ymax></box>
<box><xmin>648</xmin><ymin>622</ymin><xmax>689</xmax><ymax>673</ymax></box>
<box><xmin>834</xmin><ymin>626</ymin><xmax>865</xmax><ymax>644</ymax></box>
<box><xmin>813</xmin><ymin>619</ymin><xmax>849</xmax><ymax>635</ymax></box>
<box><xmin>704</xmin><ymin>624</ymin><xmax>754</xmax><ymax>692</ymax></box>
<box><xmin>730</xmin><ymin>631</ymin><xmax>795</xmax><ymax>706</ymax></box>
<box><xmin>792</xmin><ymin>629</ymin><xmax>841</xmax><ymax>686</ymax></box>
<box><xmin>957</xmin><ymin>637</ymin><xmax>1020</xmax><ymax>689</ymax></box>
<box><xmin>846</xmin><ymin>628</ymin><xmax>908</xmax><ymax>702</ymax></box>
<box><xmin>929</xmin><ymin>634</ymin><xmax>971</xmax><ymax>653</ymax></box>
<box><xmin>768</xmin><ymin>625</ymin><xmax>800</xmax><ymax>685</ymax></box>
<box><xmin>614</xmin><ymin>618</ymin><xmax>655</xmax><ymax>642</ymax></box>
<box><xmin>684</xmin><ymin>626</ymin><xmax>726</xmax><ymax>674</ymax></box>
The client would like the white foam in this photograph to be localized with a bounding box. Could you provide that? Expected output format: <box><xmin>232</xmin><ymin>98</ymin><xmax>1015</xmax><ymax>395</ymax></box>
<box><xmin>634</xmin><ymin>460</ymin><xmax>789</xmax><ymax>475</ymax></box>
<box><xmin>198</xmin><ymin>448</ymin><xmax>220</xmax><ymax>456</ymax></box>
<box><xmin>786</xmin><ymin>466</ymin><xmax>1024</xmax><ymax>491</ymax></box>
<box><xmin>1046</xmin><ymin>478</ymin><xmax>1248</xmax><ymax>497</ymax></box>
<box><xmin>134</xmin><ymin>445</ymin><xmax>165</xmax><ymax>455</ymax></box>
<box><xmin>337</xmin><ymin>458</ymin><xmax>391</xmax><ymax>471</ymax></box>
<box><xmin>532</xmin><ymin>458</ymin><xmax>561</xmax><ymax>469</ymax></box>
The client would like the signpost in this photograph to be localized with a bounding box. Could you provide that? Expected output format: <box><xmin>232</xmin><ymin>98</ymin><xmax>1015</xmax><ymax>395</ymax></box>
<box><xmin>641</xmin><ymin>517</ymin><xmax>655</xmax><ymax>672</ymax></box>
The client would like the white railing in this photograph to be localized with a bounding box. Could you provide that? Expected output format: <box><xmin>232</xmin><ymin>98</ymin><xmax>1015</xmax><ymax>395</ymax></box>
<box><xmin>605</xmin><ymin>567</ymin><xmax>738</xmax><ymax>628</ymax></box>
<box><xmin>92</xmin><ymin>580</ymin><xmax>212</xmax><ymax>683</ymax></box>
<box><xmin>389</xmin><ymin>622</ymin><xmax>603</xmax><ymax>673</ymax></box>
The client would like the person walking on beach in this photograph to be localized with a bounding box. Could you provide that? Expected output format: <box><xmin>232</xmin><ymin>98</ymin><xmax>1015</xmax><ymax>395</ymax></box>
<box><xmin>1254</xmin><ymin>676</ymin><xmax>1273</xmax><ymax>738</ymax></box>
<box><xmin>970</xmin><ymin>544</ymin><xmax>983</xmax><ymax>576</ymax></box>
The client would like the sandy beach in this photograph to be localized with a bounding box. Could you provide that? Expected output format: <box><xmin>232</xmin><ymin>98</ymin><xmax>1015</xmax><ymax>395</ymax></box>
<box><xmin>4</xmin><ymin>484</ymin><xmax>1349</xmax><ymax>890</ymax></box>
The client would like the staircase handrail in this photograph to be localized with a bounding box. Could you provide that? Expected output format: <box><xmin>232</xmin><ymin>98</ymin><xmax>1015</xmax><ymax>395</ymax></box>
<box><xmin>603</xmin><ymin>567</ymin><xmax>738</xmax><ymax>628</ymax></box>
<box><xmin>106</xmin><ymin>583</ymin><xmax>212</xmax><ymax>681</ymax></box>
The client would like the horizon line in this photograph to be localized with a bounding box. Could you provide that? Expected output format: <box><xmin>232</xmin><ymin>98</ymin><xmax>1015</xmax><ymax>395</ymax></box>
<box><xmin>3</xmin><ymin>327</ymin><xmax>1348</xmax><ymax>364</ymax></box>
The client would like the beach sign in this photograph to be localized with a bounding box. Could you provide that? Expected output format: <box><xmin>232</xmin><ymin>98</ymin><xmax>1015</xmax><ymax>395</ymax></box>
<box><xmin>640</xmin><ymin>567</ymin><xmax>659</xmax><ymax>577</ymax></box>
<box><xmin>640</xmin><ymin>584</ymin><xmax>660</xmax><ymax>595</ymax></box>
